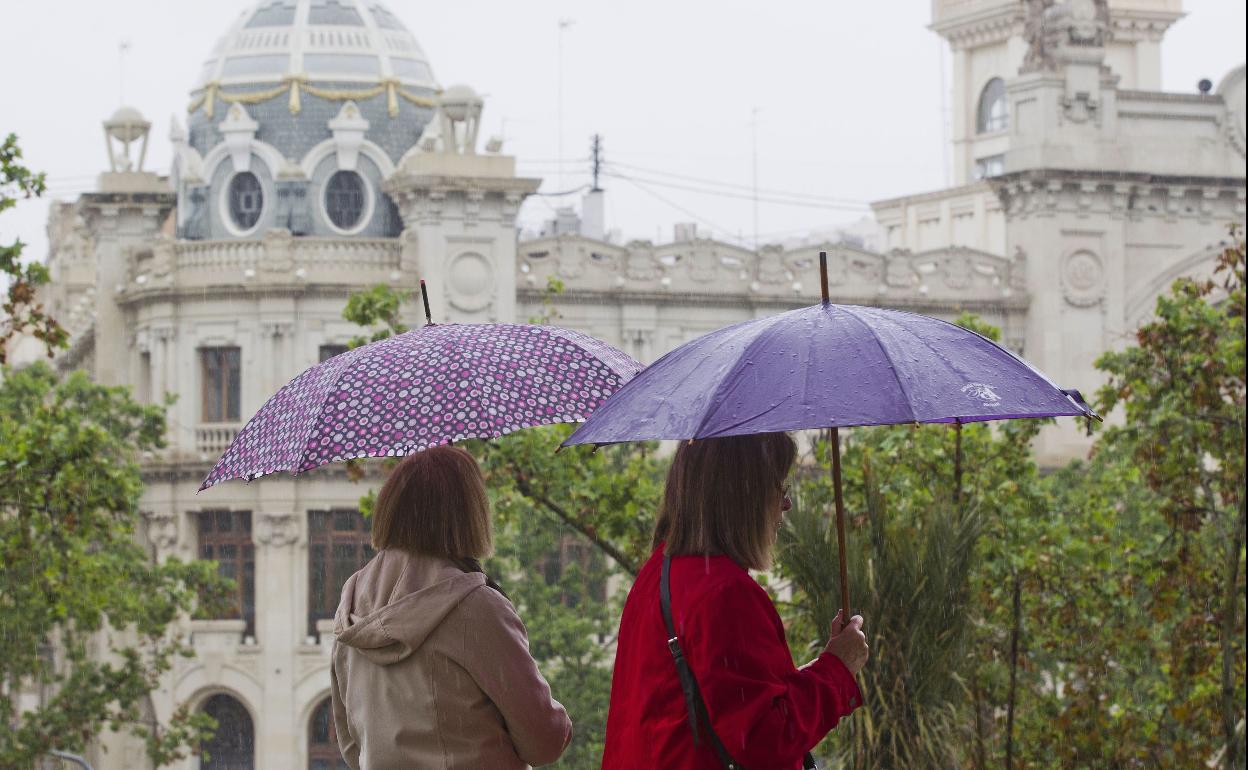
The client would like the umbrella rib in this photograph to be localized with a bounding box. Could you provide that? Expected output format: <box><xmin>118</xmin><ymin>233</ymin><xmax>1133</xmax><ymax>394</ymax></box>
<box><xmin>290</xmin><ymin>328</ymin><xmax>416</xmax><ymax>472</ymax></box>
<box><xmin>689</xmin><ymin>314</ymin><xmax>783</xmax><ymax>438</ymax></box>
<box><xmin>702</xmin><ymin>392</ymin><xmax>796</xmax><ymax>436</ymax></box>
<box><xmin>545</xmin><ymin>325</ymin><xmax>643</xmax><ymax>381</ymax></box>
<box><xmin>837</xmin><ymin>305</ymin><xmax>920</xmax><ymax>424</ymax></box>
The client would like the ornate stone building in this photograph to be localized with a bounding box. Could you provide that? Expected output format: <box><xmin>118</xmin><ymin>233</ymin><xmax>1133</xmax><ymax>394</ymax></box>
<box><xmin>26</xmin><ymin>0</ymin><xmax>1245</xmax><ymax>767</ymax></box>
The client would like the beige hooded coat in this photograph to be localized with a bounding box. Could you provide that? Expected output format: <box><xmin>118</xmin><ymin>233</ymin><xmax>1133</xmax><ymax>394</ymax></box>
<box><xmin>330</xmin><ymin>549</ymin><xmax>572</xmax><ymax>770</ymax></box>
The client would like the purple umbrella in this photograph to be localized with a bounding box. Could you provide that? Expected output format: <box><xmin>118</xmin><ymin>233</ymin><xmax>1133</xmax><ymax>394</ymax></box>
<box><xmin>200</xmin><ymin>283</ymin><xmax>641</xmax><ymax>491</ymax></box>
<box><xmin>564</xmin><ymin>253</ymin><xmax>1098</xmax><ymax>621</ymax></box>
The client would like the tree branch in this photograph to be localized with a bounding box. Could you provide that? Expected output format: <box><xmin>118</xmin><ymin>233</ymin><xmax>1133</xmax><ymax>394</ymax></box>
<box><xmin>511</xmin><ymin>473</ymin><xmax>639</xmax><ymax>576</ymax></box>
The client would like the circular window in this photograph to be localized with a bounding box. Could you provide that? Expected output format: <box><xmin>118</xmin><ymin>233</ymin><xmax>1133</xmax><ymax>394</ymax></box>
<box><xmin>227</xmin><ymin>171</ymin><xmax>264</xmax><ymax>232</ymax></box>
<box><xmin>325</xmin><ymin>170</ymin><xmax>368</xmax><ymax>231</ymax></box>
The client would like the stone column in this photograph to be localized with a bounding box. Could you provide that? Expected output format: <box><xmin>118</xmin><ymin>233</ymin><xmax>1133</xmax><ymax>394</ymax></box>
<box><xmin>253</xmin><ymin>502</ymin><xmax>303</xmax><ymax>770</ymax></box>
<box><xmin>150</xmin><ymin>325</ymin><xmax>179</xmax><ymax>447</ymax></box>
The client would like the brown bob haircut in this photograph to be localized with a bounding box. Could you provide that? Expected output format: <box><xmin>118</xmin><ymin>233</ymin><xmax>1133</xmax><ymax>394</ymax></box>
<box><xmin>652</xmin><ymin>432</ymin><xmax>797</xmax><ymax>570</ymax></box>
<box><xmin>371</xmin><ymin>445</ymin><xmax>492</xmax><ymax>559</ymax></box>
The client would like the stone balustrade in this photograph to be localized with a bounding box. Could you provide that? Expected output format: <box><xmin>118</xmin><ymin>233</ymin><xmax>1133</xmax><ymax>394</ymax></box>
<box><xmin>517</xmin><ymin>234</ymin><xmax>1027</xmax><ymax>308</ymax></box>
<box><xmin>121</xmin><ymin>233</ymin><xmax>405</xmax><ymax>300</ymax></box>
<box><xmin>195</xmin><ymin>423</ymin><xmax>243</xmax><ymax>459</ymax></box>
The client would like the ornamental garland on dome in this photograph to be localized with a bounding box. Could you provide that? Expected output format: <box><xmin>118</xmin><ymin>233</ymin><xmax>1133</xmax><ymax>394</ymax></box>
<box><xmin>188</xmin><ymin>77</ymin><xmax>438</xmax><ymax>119</ymax></box>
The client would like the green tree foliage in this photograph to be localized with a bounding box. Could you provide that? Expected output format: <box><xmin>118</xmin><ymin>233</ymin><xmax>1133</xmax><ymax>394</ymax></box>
<box><xmin>482</xmin><ymin>446</ymin><xmax>619</xmax><ymax>767</ymax></box>
<box><xmin>780</xmin><ymin>460</ymin><xmax>982</xmax><ymax>769</ymax></box>
<box><xmin>0</xmin><ymin>363</ymin><xmax>231</xmax><ymax>767</ymax></box>
<box><xmin>1</xmin><ymin>133</ymin><xmax>67</xmax><ymax>364</ymax></box>
<box><xmin>1087</xmin><ymin>231</ymin><xmax>1244</xmax><ymax>769</ymax></box>
<box><xmin>778</xmin><ymin>240</ymin><xmax>1246</xmax><ymax>769</ymax></box>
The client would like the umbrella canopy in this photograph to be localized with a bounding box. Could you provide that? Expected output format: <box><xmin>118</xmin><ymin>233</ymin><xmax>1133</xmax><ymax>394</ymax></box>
<box><xmin>200</xmin><ymin>322</ymin><xmax>641</xmax><ymax>491</ymax></box>
<box><xmin>564</xmin><ymin>301</ymin><xmax>1095</xmax><ymax>446</ymax></box>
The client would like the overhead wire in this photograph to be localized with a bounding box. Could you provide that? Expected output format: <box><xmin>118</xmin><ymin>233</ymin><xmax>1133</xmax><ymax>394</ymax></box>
<box><xmin>531</xmin><ymin>183</ymin><xmax>591</xmax><ymax>197</ymax></box>
<box><xmin>611</xmin><ymin>174</ymin><xmax>747</xmax><ymax>246</ymax></box>
<box><xmin>603</xmin><ymin>170</ymin><xmax>868</xmax><ymax>212</ymax></box>
<box><xmin>606</xmin><ymin>159</ymin><xmax>867</xmax><ymax>208</ymax></box>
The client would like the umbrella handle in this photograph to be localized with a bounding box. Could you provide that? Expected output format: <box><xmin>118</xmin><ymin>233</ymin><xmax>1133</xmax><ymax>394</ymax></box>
<box><xmin>830</xmin><ymin>427</ymin><xmax>851</xmax><ymax>631</ymax></box>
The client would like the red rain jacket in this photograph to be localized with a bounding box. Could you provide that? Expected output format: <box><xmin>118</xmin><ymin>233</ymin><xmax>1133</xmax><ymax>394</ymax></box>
<box><xmin>602</xmin><ymin>546</ymin><xmax>861</xmax><ymax>770</ymax></box>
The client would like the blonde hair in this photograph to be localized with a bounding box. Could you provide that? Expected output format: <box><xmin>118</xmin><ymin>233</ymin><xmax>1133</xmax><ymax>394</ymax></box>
<box><xmin>652</xmin><ymin>432</ymin><xmax>797</xmax><ymax>570</ymax></box>
<box><xmin>371</xmin><ymin>445</ymin><xmax>492</xmax><ymax>559</ymax></box>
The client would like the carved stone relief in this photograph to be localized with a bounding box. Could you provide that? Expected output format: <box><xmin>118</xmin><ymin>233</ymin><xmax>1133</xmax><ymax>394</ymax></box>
<box><xmin>1061</xmin><ymin>249</ymin><xmax>1105</xmax><ymax>306</ymax></box>
<box><xmin>447</xmin><ymin>251</ymin><xmax>495</xmax><ymax>312</ymax></box>
<box><xmin>262</xmin><ymin>228</ymin><xmax>295</xmax><ymax>273</ymax></box>
<box><xmin>143</xmin><ymin>511</ymin><xmax>179</xmax><ymax>552</ymax></box>
<box><xmin>756</xmin><ymin>245</ymin><xmax>788</xmax><ymax>285</ymax></box>
<box><xmin>1062</xmin><ymin>93</ymin><xmax>1100</xmax><ymax>125</ymax></box>
<box><xmin>943</xmin><ymin>250</ymin><xmax>973</xmax><ymax>290</ymax></box>
<box><xmin>1009</xmin><ymin>247</ymin><xmax>1028</xmax><ymax>291</ymax></box>
<box><xmin>557</xmin><ymin>245</ymin><xmax>585</xmax><ymax>279</ymax></box>
<box><xmin>884</xmin><ymin>253</ymin><xmax>917</xmax><ymax>288</ymax></box>
<box><xmin>824</xmin><ymin>251</ymin><xmax>849</xmax><ymax>285</ymax></box>
<box><xmin>624</xmin><ymin>241</ymin><xmax>659</xmax><ymax>281</ymax></box>
<box><xmin>400</xmin><ymin>228</ymin><xmax>420</xmax><ymax>274</ymax></box>
<box><xmin>260</xmin><ymin>320</ymin><xmax>294</xmax><ymax>338</ymax></box>
<box><xmin>254</xmin><ymin>511</ymin><xmax>300</xmax><ymax>547</ymax></box>
<box><xmin>688</xmin><ymin>248</ymin><xmax>718</xmax><ymax>283</ymax></box>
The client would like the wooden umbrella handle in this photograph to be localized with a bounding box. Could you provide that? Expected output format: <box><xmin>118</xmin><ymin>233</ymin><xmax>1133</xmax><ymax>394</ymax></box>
<box><xmin>830</xmin><ymin>426</ymin><xmax>851</xmax><ymax>630</ymax></box>
<box><xmin>819</xmin><ymin>251</ymin><xmax>830</xmax><ymax>302</ymax></box>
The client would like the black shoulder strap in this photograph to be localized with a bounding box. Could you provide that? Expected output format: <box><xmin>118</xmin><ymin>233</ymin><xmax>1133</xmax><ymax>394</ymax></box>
<box><xmin>661</xmin><ymin>553</ymin><xmax>746</xmax><ymax>769</ymax></box>
<box><xmin>660</xmin><ymin>553</ymin><xmax>818</xmax><ymax>770</ymax></box>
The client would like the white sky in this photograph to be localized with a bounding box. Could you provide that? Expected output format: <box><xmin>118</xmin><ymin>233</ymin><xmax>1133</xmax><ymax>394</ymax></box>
<box><xmin>1</xmin><ymin>0</ymin><xmax>1244</xmax><ymax>264</ymax></box>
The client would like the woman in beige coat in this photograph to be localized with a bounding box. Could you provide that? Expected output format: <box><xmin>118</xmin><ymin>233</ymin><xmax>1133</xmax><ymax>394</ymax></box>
<box><xmin>330</xmin><ymin>446</ymin><xmax>572</xmax><ymax>769</ymax></box>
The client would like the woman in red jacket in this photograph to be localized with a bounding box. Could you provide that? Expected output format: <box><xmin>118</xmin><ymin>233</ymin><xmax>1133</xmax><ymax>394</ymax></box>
<box><xmin>602</xmin><ymin>432</ymin><xmax>869</xmax><ymax>770</ymax></box>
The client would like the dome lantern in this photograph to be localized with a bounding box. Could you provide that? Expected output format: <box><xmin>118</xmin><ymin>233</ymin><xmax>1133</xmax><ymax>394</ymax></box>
<box><xmin>103</xmin><ymin>106</ymin><xmax>151</xmax><ymax>173</ymax></box>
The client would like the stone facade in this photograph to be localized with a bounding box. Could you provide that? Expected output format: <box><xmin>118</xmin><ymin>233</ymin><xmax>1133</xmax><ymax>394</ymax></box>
<box><xmin>21</xmin><ymin>0</ymin><xmax>1246</xmax><ymax>767</ymax></box>
<box><xmin>885</xmin><ymin>0</ymin><xmax>1246</xmax><ymax>461</ymax></box>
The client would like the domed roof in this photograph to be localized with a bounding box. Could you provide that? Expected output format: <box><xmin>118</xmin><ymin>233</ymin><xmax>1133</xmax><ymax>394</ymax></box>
<box><xmin>194</xmin><ymin>0</ymin><xmax>437</xmax><ymax>91</ymax></box>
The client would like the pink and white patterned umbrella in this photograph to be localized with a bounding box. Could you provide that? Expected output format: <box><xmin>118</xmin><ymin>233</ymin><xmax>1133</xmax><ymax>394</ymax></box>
<box><xmin>199</xmin><ymin>323</ymin><xmax>642</xmax><ymax>491</ymax></box>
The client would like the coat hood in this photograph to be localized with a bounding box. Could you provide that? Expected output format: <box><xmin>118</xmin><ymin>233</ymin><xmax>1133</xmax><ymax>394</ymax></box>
<box><xmin>333</xmin><ymin>549</ymin><xmax>486</xmax><ymax>666</ymax></box>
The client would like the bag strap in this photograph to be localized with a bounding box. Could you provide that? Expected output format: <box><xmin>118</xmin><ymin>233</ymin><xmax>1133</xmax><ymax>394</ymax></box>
<box><xmin>660</xmin><ymin>554</ymin><xmax>819</xmax><ymax>770</ymax></box>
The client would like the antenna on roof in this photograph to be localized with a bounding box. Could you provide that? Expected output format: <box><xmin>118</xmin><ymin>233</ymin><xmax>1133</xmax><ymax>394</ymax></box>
<box><xmin>118</xmin><ymin>39</ymin><xmax>132</xmax><ymax>105</ymax></box>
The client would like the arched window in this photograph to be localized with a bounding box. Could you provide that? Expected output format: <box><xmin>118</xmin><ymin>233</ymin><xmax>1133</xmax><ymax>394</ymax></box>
<box><xmin>200</xmin><ymin>694</ymin><xmax>254</xmax><ymax>770</ymax></box>
<box><xmin>324</xmin><ymin>170</ymin><xmax>367</xmax><ymax>231</ymax></box>
<box><xmin>308</xmin><ymin>697</ymin><xmax>350</xmax><ymax>770</ymax></box>
<box><xmin>977</xmin><ymin>78</ymin><xmax>1008</xmax><ymax>133</ymax></box>
<box><xmin>227</xmin><ymin>172</ymin><xmax>264</xmax><ymax>232</ymax></box>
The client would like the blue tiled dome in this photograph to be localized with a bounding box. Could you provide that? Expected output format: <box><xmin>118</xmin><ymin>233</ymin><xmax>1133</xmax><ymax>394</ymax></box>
<box><xmin>196</xmin><ymin>0</ymin><xmax>436</xmax><ymax>91</ymax></box>
<box><xmin>177</xmin><ymin>0</ymin><xmax>440</xmax><ymax>241</ymax></box>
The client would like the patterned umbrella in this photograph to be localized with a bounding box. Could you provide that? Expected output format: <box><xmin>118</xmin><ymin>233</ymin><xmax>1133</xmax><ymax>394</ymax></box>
<box><xmin>199</xmin><ymin>288</ymin><xmax>641</xmax><ymax>491</ymax></box>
